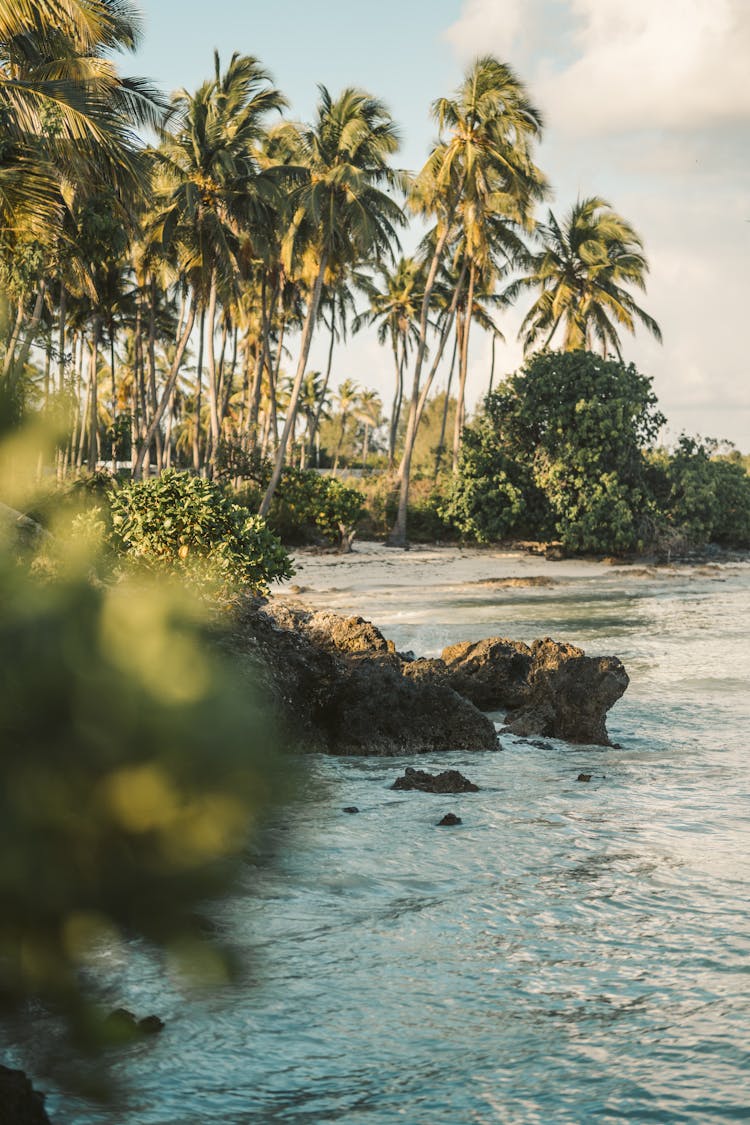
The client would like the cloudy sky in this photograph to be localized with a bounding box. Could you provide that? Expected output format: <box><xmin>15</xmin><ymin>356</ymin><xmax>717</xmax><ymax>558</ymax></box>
<box><xmin>132</xmin><ymin>0</ymin><xmax>750</xmax><ymax>449</ymax></box>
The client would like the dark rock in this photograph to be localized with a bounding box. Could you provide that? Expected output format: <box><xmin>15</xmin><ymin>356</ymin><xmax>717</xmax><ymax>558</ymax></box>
<box><xmin>436</xmin><ymin>634</ymin><xmax>627</xmax><ymax>746</ymax></box>
<box><xmin>227</xmin><ymin>599</ymin><xmax>625</xmax><ymax>754</ymax></box>
<box><xmin>342</xmin><ymin>806</ymin><xmax>359</xmax><ymax>814</ymax></box>
<box><xmin>103</xmin><ymin>1008</ymin><xmax>164</xmax><ymax>1042</ymax></box>
<box><xmin>392</xmin><ymin>767</ymin><xmax>479</xmax><ymax>793</ymax></box>
<box><xmin>504</xmin><ymin>638</ymin><xmax>629</xmax><ymax>745</ymax></box>
<box><xmin>577</xmin><ymin>772</ymin><xmax>592</xmax><ymax>782</ymax></box>
<box><xmin>437</xmin><ymin>813</ymin><xmax>462</xmax><ymax>826</ymax></box>
<box><xmin>229</xmin><ymin>599</ymin><xmax>497</xmax><ymax>756</ymax></box>
<box><xmin>0</xmin><ymin>1066</ymin><xmax>51</xmax><ymax>1125</ymax></box>
<box><xmin>440</xmin><ymin>637</ymin><xmax>532</xmax><ymax>709</ymax></box>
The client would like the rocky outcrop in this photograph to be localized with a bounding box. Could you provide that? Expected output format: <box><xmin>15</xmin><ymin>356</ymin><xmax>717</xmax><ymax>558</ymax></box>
<box><xmin>392</xmin><ymin>767</ymin><xmax>479</xmax><ymax>793</ymax></box>
<box><xmin>419</xmin><ymin>635</ymin><xmax>627</xmax><ymax>745</ymax></box>
<box><xmin>228</xmin><ymin>599</ymin><xmax>627</xmax><ymax>753</ymax></box>
<box><xmin>228</xmin><ymin>600</ymin><xmax>498</xmax><ymax>756</ymax></box>
<box><xmin>0</xmin><ymin>1066</ymin><xmax>51</xmax><ymax>1125</ymax></box>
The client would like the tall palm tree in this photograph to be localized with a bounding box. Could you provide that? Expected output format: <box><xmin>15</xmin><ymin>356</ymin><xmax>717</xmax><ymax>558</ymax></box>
<box><xmin>138</xmin><ymin>52</ymin><xmax>286</xmax><ymax>477</ymax></box>
<box><xmin>354</xmin><ymin>256</ymin><xmax>422</xmax><ymax>464</ymax></box>
<box><xmin>354</xmin><ymin>388</ymin><xmax>382</xmax><ymax>469</ymax></box>
<box><xmin>258</xmin><ymin>85</ymin><xmax>404</xmax><ymax>516</ymax></box>
<box><xmin>507</xmin><ymin>196</ymin><xmax>662</xmax><ymax>357</ymax></box>
<box><xmin>390</xmin><ymin>56</ymin><xmax>546</xmax><ymax>544</ymax></box>
<box><xmin>330</xmin><ymin>377</ymin><xmax>360</xmax><ymax>474</ymax></box>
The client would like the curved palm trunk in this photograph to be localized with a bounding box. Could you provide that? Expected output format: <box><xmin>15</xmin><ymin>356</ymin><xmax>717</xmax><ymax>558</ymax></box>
<box><xmin>132</xmin><ymin>299</ymin><xmax>196</xmax><ymax>480</ymax></box>
<box><xmin>388</xmin><ymin>195</ymin><xmax>462</xmax><ymax>546</ymax></box>
<box><xmin>10</xmin><ymin>283</ymin><xmax>45</xmax><ymax>382</ymax></box>
<box><xmin>260</xmin><ymin>255</ymin><xmax>327</xmax><ymax>517</ymax></box>
<box><xmin>488</xmin><ymin>333</ymin><xmax>496</xmax><ymax>396</ymax></box>
<box><xmin>192</xmin><ymin>306</ymin><xmax>206</xmax><ymax>473</ymax></box>
<box><xmin>205</xmin><ymin>272</ymin><xmax>221</xmax><ymax>475</ymax></box>
<box><xmin>452</xmin><ymin>260</ymin><xmax>476</xmax><ymax>473</ymax></box>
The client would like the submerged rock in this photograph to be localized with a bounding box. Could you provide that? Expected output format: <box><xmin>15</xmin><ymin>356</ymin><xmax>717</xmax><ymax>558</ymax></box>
<box><xmin>577</xmin><ymin>773</ymin><xmax>592</xmax><ymax>782</ymax></box>
<box><xmin>343</xmin><ymin>806</ymin><xmax>360</xmax><ymax>814</ymax></box>
<box><xmin>437</xmin><ymin>813</ymin><xmax>462</xmax><ymax>826</ymax></box>
<box><xmin>0</xmin><ymin>1066</ymin><xmax>51</xmax><ymax>1125</ymax></box>
<box><xmin>392</xmin><ymin>767</ymin><xmax>480</xmax><ymax>793</ymax></box>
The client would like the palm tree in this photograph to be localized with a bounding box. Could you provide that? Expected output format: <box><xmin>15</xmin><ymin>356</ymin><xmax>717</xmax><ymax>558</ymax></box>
<box><xmin>354</xmin><ymin>388</ymin><xmax>382</xmax><ymax>469</ymax></box>
<box><xmin>137</xmin><ymin>52</ymin><xmax>286</xmax><ymax>477</ymax></box>
<box><xmin>331</xmin><ymin>377</ymin><xmax>360</xmax><ymax>474</ymax></box>
<box><xmin>258</xmin><ymin>85</ymin><xmax>404</xmax><ymax>516</ymax></box>
<box><xmin>508</xmin><ymin>196</ymin><xmax>662</xmax><ymax>357</ymax></box>
<box><xmin>390</xmin><ymin>56</ymin><xmax>546</xmax><ymax>544</ymax></box>
<box><xmin>354</xmin><ymin>256</ymin><xmax>422</xmax><ymax>464</ymax></box>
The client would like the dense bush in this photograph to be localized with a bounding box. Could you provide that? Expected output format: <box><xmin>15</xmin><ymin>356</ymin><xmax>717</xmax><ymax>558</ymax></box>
<box><xmin>444</xmin><ymin>350</ymin><xmax>665</xmax><ymax>552</ymax></box>
<box><xmin>238</xmin><ymin>467</ymin><xmax>365</xmax><ymax>547</ymax></box>
<box><xmin>648</xmin><ymin>437</ymin><xmax>750</xmax><ymax>547</ymax></box>
<box><xmin>111</xmin><ymin>470</ymin><xmax>292</xmax><ymax>593</ymax></box>
<box><xmin>356</xmin><ymin>474</ymin><xmax>457</xmax><ymax>542</ymax></box>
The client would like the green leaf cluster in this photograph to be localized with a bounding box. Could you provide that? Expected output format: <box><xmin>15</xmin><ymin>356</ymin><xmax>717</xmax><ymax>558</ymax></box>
<box><xmin>110</xmin><ymin>469</ymin><xmax>292</xmax><ymax>593</ymax></box>
<box><xmin>260</xmin><ymin>467</ymin><xmax>365</xmax><ymax>547</ymax></box>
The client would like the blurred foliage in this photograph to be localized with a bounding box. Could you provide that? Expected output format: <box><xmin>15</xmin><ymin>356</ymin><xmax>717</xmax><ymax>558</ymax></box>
<box><xmin>110</xmin><ymin>470</ymin><xmax>293</xmax><ymax>594</ymax></box>
<box><xmin>0</xmin><ymin>421</ymin><xmax>300</xmax><ymax>1089</ymax></box>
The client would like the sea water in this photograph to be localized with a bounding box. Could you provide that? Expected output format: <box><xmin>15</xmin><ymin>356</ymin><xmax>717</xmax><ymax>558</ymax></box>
<box><xmin>43</xmin><ymin>563</ymin><xmax>750</xmax><ymax>1123</ymax></box>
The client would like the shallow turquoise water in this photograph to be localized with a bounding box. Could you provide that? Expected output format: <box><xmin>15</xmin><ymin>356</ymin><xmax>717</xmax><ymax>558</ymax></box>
<box><xmin>42</xmin><ymin>565</ymin><xmax>750</xmax><ymax>1123</ymax></box>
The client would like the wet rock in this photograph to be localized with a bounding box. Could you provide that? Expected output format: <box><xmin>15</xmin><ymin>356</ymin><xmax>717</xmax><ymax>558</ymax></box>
<box><xmin>228</xmin><ymin>599</ymin><xmax>626</xmax><ymax>754</ymax></box>
<box><xmin>504</xmin><ymin>638</ymin><xmax>629</xmax><ymax>746</ymax></box>
<box><xmin>102</xmin><ymin>1008</ymin><xmax>164</xmax><ymax>1042</ymax></box>
<box><xmin>440</xmin><ymin>637</ymin><xmax>532</xmax><ymax>709</ymax></box>
<box><xmin>0</xmin><ymin>1066</ymin><xmax>51</xmax><ymax>1125</ymax></box>
<box><xmin>343</xmin><ymin>806</ymin><xmax>359</xmax><ymax>814</ymax></box>
<box><xmin>437</xmin><ymin>813</ymin><xmax>462</xmax><ymax>826</ymax></box>
<box><xmin>392</xmin><ymin>767</ymin><xmax>479</xmax><ymax>793</ymax></box>
<box><xmin>228</xmin><ymin>600</ymin><xmax>498</xmax><ymax>756</ymax></box>
<box><xmin>577</xmin><ymin>773</ymin><xmax>592</xmax><ymax>782</ymax></box>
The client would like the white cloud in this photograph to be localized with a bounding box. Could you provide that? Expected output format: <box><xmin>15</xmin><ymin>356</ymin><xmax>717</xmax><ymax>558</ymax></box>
<box><xmin>443</xmin><ymin>0</ymin><xmax>526</xmax><ymax>62</ymax></box>
<box><xmin>444</xmin><ymin>0</ymin><xmax>750</xmax><ymax>136</ymax></box>
<box><xmin>546</xmin><ymin>0</ymin><xmax>750</xmax><ymax>136</ymax></box>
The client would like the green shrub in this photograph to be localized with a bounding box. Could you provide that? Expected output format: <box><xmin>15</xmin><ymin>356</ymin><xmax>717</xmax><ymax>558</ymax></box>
<box><xmin>111</xmin><ymin>470</ymin><xmax>292</xmax><ymax>593</ymax></box>
<box><xmin>237</xmin><ymin>468</ymin><xmax>365</xmax><ymax>547</ymax></box>
<box><xmin>648</xmin><ymin>437</ymin><xmax>750</xmax><ymax>547</ymax></box>
<box><xmin>444</xmin><ymin>350</ymin><xmax>663</xmax><ymax>553</ymax></box>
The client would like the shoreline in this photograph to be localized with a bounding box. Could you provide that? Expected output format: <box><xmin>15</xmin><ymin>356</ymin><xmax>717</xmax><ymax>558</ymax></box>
<box><xmin>275</xmin><ymin>539</ymin><xmax>750</xmax><ymax>618</ymax></box>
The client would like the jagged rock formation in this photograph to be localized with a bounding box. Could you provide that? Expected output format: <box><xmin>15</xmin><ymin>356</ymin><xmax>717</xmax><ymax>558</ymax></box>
<box><xmin>227</xmin><ymin>599</ymin><xmax>628</xmax><ymax>753</ymax></box>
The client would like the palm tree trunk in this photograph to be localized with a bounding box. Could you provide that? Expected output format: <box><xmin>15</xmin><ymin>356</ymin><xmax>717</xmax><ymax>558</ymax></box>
<box><xmin>87</xmin><ymin>317</ymin><xmax>102</xmax><ymax>472</ymax></box>
<box><xmin>10</xmin><ymin>283</ymin><xmax>46</xmax><ymax>381</ymax></box>
<box><xmin>308</xmin><ymin>298</ymin><xmax>336</xmax><ymax>463</ymax></box>
<box><xmin>488</xmin><ymin>333</ymin><xmax>496</xmax><ymax>395</ymax></box>
<box><xmin>205</xmin><ymin>272</ymin><xmax>221</xmax><ymax>475</ymax></box>
<box><xmin>57</xmin><ymin>285</ymin><xmax>67</xmax><ymax>393</ymax></box>
<box><xmin>193</xmin><ymin>305</ymin><xmax>205</xmax><ymax>473</ymax></box>
<box><xmin>388</xmin><ymin>333</ymin><xmax>403</xmax><ymax>466</ymax></box>
<box><xmin>260</xmin><ymin>255</ymin><xmax>327</xmax><ymax>517</ymax></box>
<box><xmin>3</xmin><ymin>296</ymin><xmax>24</xmax><ymax>376</ymax></box>
<box><xmin>147</xmin><ymin>278</ymin><xmax>163</xmax><ymax>473</ymax></box>
<box><xmin>110</xmin><ymin>329</ymin><xmax>117</xmax><ymax>473</ymax></box>
<box><xmin>389</xmin><ymin>205</ymin><xmax>461</xmax><ymax>545</ymax></box>
<box><xmin>434</xmin><ymin>331</ymin><xmax>458</xmax><ymax>480</ymax></box>
<box><xmin>133</xmin><ymin>299</ymin><xmax>196</xmax><ymax>480</ymax></box>
<box><xmin>452</xmin><ymin>260</ymin><xmax>476</xmax><ymax>472</ymax></box>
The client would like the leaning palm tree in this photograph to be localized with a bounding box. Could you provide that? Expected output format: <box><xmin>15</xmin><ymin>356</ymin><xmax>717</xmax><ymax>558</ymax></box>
<box><xmin>508</xmin><ymin>196</ymin><xmax>662</xmax><ymax>358</ymax></box>
<box><xmin>390</xmin><ymin>56</ymin><xmax>546</xmax><ymax>544</ymax></box>
<box><xmin>258</xmin><ymin>85</ymin><xmax>405</xmax><ymax>516</ymax></box>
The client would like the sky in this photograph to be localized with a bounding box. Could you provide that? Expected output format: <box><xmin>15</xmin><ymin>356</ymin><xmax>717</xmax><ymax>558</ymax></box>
<box><xmin>130</xmin><ymin>0</ymin><xmax>750</xmax><ymax>450</ymax></box>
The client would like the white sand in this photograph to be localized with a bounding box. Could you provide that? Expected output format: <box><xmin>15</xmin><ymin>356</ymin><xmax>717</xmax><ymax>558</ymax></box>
<box><xmin>275</xmin><ymin>540</ymin><xmax>691</xmax><ymax>618</ymax></box>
